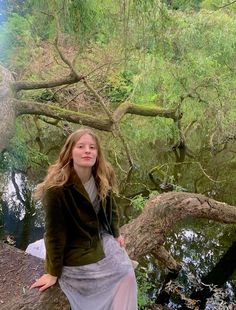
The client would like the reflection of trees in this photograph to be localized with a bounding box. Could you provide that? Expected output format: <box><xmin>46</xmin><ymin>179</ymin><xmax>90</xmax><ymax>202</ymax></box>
<box><xmin>149</xmin><ymin>218</ymin><xmax>236</xmax><ymax>308</ymax></box>
<box><xmin>189</xmin><ymin>239</ymin><xmax>236</xmax><ymax>308</ymax></box>
<box><xmin>172</xmin><ymin>147</ymin><xmax>187</xmax><ymax>189</ymax></box>
<box><xmin>3</xmin><ymin>172</ymin><xmax>44</xmax><ymax>249</ymax></box>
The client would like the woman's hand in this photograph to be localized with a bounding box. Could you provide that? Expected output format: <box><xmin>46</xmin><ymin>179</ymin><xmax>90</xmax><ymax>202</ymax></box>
<box><xmin>30</xmin><ymin>274</ymin><xmax>58</xmax><ymax>292</ymax></box>
<box><xmin>116</xmin><ymin>235</ymin><xmax>125</xmax><ymax>247</ymax></box>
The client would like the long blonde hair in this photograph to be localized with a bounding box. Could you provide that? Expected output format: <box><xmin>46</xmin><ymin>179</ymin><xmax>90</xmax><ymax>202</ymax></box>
<box><xmin>34</xmin><ymin>128</ymin><xmax>118</xmax><ymax>199</ymax></box>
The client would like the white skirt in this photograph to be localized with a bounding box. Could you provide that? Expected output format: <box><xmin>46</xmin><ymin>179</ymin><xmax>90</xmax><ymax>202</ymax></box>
<box><xmin>58</xmin><ymin>233</ymin><xmax>137</xmax><ymax>310</ymax></box>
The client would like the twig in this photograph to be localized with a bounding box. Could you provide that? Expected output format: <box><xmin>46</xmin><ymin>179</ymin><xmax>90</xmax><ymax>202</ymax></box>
<box><xmin>114</xmin><ymin>151</ymin><xmax>128</xmax><ymax>174</ymax></box>
<box><xmin>217</xmin><ymin>0</ymin><xmax>236</xmax><ymax>9</ymax></box>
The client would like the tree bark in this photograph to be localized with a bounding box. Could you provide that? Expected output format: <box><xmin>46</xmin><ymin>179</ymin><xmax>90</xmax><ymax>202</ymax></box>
<box><xmin>0</xmin><ymin>192</ymin><xmax>235</xmax><ymax>309</ymax></box>
<box><xmin>14</xmin><ymin>99</ymin><xmax>112</xmax><ymax>131</ymax></box>
<box><xmin>0</xmin><ymin>242</ymin><xmax>69</xmax><ymax>309</ymax></box>
<box><xmin>0</xmin><ymin>66</ymin><xmax>16</xmax><ymax>152</ymax></box>
<box><xmin>121</xmin><ymin>191</ymin><xmax>236</xmax><ymax>269</ymax></box>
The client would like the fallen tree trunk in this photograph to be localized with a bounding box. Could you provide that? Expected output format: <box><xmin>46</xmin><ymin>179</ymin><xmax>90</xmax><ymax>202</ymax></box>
<box><xmin>120</xmin><ymin>191</ymin><xmax>236</xmax><ymax>270</ymax></box>
<box><xmin>0</xmin><ymin>192</ymin><xmax>235</xmax><ymax>309</ymax></box>
<box><xmin>0</xmin><ymin>242</ymin><xmax>69</xmax><ymax>310</ymax></box>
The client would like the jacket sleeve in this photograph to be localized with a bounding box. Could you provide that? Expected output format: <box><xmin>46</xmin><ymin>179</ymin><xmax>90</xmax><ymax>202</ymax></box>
<box><xmin>109</xmin><ymin>193</ymin><xmax>120</xmax><ymax>238</ymax></box>
<box><xmin>43</xmin><ymin>188</ymin><xmax>66</xmax><ymax>277</ymax></box>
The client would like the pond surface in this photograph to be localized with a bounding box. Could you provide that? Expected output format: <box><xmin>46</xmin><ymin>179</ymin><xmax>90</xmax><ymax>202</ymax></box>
<box><xmin>0</xmin><ymin>140</ymin><xmax>235</xmax><ymax>309</ymax></box>
<box><xmin>139</xmin><ymin>219</ymin><xmax>236</xmax><ymax>309</ymax></box>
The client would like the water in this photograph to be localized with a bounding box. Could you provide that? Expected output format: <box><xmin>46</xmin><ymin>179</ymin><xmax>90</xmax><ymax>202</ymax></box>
<box><xmin>136</xmin><ymin>218</ymin><xmax>236</xmax><ymax>309</ymax></box>
<box><xmin>0</xmin><ymin>172</ymin><xmax>44</xmax><ymax>249</ymax></box>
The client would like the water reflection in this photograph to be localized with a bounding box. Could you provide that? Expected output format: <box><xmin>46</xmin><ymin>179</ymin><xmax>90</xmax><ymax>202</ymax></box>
<box><xmin>137</xmin><ymin>219</ymin><xmax>236</xmax><ymax>309</ymax></box>
<box><xmin>0</xmin><ymin>171</ymin><xmax>44</xmax><ymax>249</ymax></box>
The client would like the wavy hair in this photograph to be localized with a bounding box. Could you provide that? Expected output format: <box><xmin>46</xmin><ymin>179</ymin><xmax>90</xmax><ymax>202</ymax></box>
<box><xmin>34</xmin><ymin>128</ymin><xmax>118</xmax><ymax>199</ymax></box>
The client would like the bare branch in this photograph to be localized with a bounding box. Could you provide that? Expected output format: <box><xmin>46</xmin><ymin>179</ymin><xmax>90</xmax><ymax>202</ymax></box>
<box><xmin>217</xmin><ymin>0</ymin><xmax>236</xmax><ymax>9</ymax></box>
<box><xmin>82</xmin><ymin>78</ymin><xmax>114</xmax><ymax>120</ymax></box>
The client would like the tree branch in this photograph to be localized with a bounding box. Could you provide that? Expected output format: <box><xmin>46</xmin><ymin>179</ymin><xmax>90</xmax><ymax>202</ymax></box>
<box><xmin>217</xmin><ymin>0</ymin><xmax>236</xmax><ymax>9</ymax></box>
<box><xmin>113</xmin><ymin>101</ymin><xmax>178</xmax><ymax>122</ymax></box>
<box><xmin>14</xmin><ymin>99</ymin><xmax>112</xmax><ymax>131</ymax></box>
<box><xmin>121</xmin><ymin>192</ymin><xmax>236</xmax><ymax>270</ymax></box>
<box><xmin>12</xmin><ymin>74</ymin><xmax>83</xmax><ymax>92</ymax></box>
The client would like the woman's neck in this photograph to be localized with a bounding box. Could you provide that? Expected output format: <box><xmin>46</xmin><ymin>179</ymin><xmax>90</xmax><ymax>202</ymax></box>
<box><xmin>74</xmin><ymin>166</ymin><xmax>92</xmax><ymax>184</ymax></box>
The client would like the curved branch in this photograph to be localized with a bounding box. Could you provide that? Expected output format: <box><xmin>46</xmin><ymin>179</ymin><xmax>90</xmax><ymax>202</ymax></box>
<box><xmin>121</xmin><ymin>192</ymin><xmax>236</xmax><ymax>270</ymax></box>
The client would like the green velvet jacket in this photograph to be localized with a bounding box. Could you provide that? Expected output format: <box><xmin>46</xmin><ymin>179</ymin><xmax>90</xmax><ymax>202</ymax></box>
<box><xmin>43</xmin><ymin>171</ymin><xmax>120</xmax><ymax>277</ymax></box>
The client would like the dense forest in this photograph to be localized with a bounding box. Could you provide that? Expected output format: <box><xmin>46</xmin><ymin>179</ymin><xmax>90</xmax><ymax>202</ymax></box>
<box><xmin>0</xmin><ymin>1</ymin><xmax>236</xmax><ymax>309</ymax></box>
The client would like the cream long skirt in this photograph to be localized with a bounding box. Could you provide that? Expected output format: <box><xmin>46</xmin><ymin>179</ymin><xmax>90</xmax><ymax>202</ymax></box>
<box><xmin>58</xmin><ymin>233</ymin><xmax>138</xmax><ymax>310</ymax></box>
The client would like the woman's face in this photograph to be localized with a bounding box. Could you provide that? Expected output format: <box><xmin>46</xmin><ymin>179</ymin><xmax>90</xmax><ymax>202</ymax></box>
<box><xmin>72</xmin><ymin>133</ymin><xmax>98</xmax><ymax>170</ymax></box>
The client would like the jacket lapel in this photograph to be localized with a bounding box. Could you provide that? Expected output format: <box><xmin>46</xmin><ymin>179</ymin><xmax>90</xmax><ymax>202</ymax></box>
<box><xmin>65</xmin><ymin>169</ymin><xmax>91</xmax><ymax>203</ymax></box>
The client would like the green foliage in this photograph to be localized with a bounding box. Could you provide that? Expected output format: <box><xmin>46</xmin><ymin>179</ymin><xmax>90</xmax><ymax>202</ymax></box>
<box><xmin>21</xmin><ymin>0</ymin><xmax>56</xmax><ymax>40</ymax></box>
<box><xmin>66</xmin><ymin>0</ymin><xmax>118</xmax><ymax>42</ymax></box>
<box><xmin>130</xmin><ymin>190</ymin><xmax>160</xmax><ymax>212</ymax></box>
<box><xmin>136</xmin><ymin>266</ymin><xmax>155</xmax><ymax>308</ymax></box>
<box><xmin>130</xmin><ymin>194</ymin><xmax>146</xmax><ymax>211</ymax></box>
<box><xmin>163</xmin><ymin>0</ymin><xmax>202</xmax><ymax>10</ymax></box>
<box><xmin>0</xmin><ymin>13</ymin><xmax>35</xmax><ymax>64</ymax></box>
<box><xmin>105</xmin><ymin>70</ymin><xmax>134</xmax><ymax>103</ymax></box>
<box><xmin>201</xmin><ymin>0</ymin><xmax>227</xmax><ymax>10</ymax></box>
<box><xmin>122</xmin><ymin>116</ymin><xmax>177</xmax><ymax>147</ymax></box>
<box><xmin>27</xmin><ymin>0</ymin><xmax>119</xmax><ymax>44</ymax></box>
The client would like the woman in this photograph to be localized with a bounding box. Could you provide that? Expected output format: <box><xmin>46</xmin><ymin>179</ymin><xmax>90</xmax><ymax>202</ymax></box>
<box><xmin>30</xmin><ymin>128</ymin><xmax>137</xmax><ymax>310</ymax></box>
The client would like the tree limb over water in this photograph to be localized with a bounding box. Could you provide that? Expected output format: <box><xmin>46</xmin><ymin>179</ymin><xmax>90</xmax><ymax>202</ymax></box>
<box><xmin>0</xmin><ymin>192</ymin><xmax>235</xmax><ymax>309</ymax></box>
<box><xmin>0</xmin><ymin>63</ymin><xmax>180</xmax><ymax>154</ymax></box>
<box><xmin>121</xmin><ymin>191</ymin><xmax>236</xmax><ymax>270</ymax></box>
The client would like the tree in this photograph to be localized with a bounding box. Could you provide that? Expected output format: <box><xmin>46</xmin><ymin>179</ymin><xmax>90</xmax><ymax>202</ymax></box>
<box><xmin>1</xmin><ymin>2</ymin><xmax>235</xmax><ymax>308</ymax></box>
